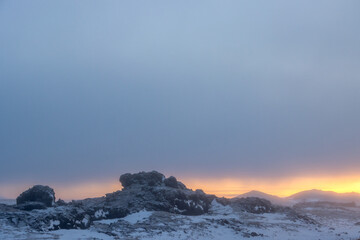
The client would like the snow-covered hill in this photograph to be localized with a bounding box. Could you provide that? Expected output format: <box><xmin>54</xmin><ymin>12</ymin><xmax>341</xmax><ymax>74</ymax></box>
<box><xmin>236</xmin><ymin>189</ymin><xmax>360</xmax><ymax>207</ymax></box>
<box><xmin>288</xmin><ymin>189</ymin><xmax>360</xmax><ymax>205</ymax></box>
<box><xmin>1</xmin><ymin>172</ymin><xmax>360</xmax><ymax>240</ymax></box>
<box><xmin>2</xmin><ymin>199</ymin><xmax>360</xmax><ymax>239</ymax></box>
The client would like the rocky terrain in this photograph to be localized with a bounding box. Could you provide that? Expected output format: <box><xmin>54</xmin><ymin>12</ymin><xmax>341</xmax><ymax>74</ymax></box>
<box><xmin>0</xmin><ymin>171</ymin><xmax>359</xmax><ymax>239</ymax></box>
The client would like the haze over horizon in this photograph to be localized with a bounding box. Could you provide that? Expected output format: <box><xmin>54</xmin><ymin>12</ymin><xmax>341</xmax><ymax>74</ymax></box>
<box><xmin>1</xmin><ymin>1</ymin><xmax>360</xmax><ymax>200</ymax></box>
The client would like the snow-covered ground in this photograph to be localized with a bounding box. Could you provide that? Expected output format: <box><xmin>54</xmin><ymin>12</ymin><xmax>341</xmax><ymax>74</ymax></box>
<box><xmin>1</xmin><ymin>200</ymin><xmax>360</xmax><ymax>240</ymax></box>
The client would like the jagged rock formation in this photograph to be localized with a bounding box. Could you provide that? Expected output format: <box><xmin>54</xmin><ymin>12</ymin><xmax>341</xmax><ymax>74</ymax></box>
<box><xmin>16</xmin><ymin>185</ymin><xmax>55</xmax><ymax>211</ymax></box>
<box><xmin>0</xmin><ymin>171</ymin><xmax>316</xmax><ymax>233</ymax></box>
<box><xmin>120</xmin><ymin>171</ymin><xmax>186</xmax><ymax>189</ymax></box>
<box><xmin>1</xmin><ymin>171</ymin><xmax>217</xmax><ymax>231</ymax></box>
<box><xmin>112</xmin><ymin>171</ymin><xmax>212</xmax><ymax>215</ymax></box>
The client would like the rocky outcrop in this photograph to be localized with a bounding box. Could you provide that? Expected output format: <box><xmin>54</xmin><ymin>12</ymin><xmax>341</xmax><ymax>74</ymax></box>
<box><xmin>120</xmin><ymin>171</ymin><xmax>165</xmax><ymax>188</ymax></box>
<box><xmin>119</xmin><ymin>171</ymin><xmax>186</xmax><ymax>190</ymax></box>
<box><xmin>2</xmin><ymin>171</ymin><xmax>217</xmax><ymax>231</ymax></box>
<box><xmin>0</xmin><ymin>171</ymin><xmax>317</xmax><ymax>233</ymax></box>
<box><xmin>230</xmin><ymin>197</ymin><xmax>274</xmax><ymax>214</ymax></box>
<box><xmin>106</xmin><ymin>171</ymin><xmax>215</xmax><ymax>216</ymax></box>
<box><xmin>16</xmin><ymin>185</ymin><xmax>55</xmax><ymax>210</ymax></box>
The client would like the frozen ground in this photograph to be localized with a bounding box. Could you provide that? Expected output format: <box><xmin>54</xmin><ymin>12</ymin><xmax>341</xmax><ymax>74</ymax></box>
<box><xmin>1</xmin><ymin>200</ymin><xmax>360</xmax><ymax>240</ymax></box>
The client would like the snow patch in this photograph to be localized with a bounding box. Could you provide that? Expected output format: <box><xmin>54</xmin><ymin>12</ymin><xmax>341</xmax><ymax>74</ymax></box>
<box><xmin>209</xmin><ymin>199</ymin><xmax>233</xmax><ymax>215</ymax></box>
<box><xmin>94</xmin><ymin>209</ymin><xmax>109</xmax><ymax>219</ymax></box>
<box><xmin>81</xmin><ymin>215</ymin><xmax>90</xmax><ymax>227</ymax></box>
<box><xmin>123</xmin><ymin>210</ymin><xmax>153</xmax><ymax>224</ymax></box>
<box><xmin>48</xmin><ymin>220</ymin><xmax>60</xmax><ymax>230</ymax></box>
<box><xmin>95</xmin><ymin>218</ymin><xmax>121</xmax><ymax>224</ymax></box>
<box><xmin>53</xmin><ymin>229</ymin><xmax>114</xmax><ymax>240</ymax></box>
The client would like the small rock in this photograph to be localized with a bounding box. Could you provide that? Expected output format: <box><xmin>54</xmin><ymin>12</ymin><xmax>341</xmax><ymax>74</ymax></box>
<box><xmin>16</xmin><ymin>185</ymin><xmax>55</xmax><ymax>209</ymax></box>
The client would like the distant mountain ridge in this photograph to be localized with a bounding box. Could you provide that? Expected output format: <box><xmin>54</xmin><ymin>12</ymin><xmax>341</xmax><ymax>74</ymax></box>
<box><xmin>235</xmin><ymin>189</ymin><xmax>360</xmax><ymax>206</ymax></box>
<box><xmin>236</xmin><ymin>190</ymin><xmax>290</xmax><ymax>206</ymax></box>
<box><xmin>287</xmin><ymin>189</ymin><xmax>360</xmax><ymax>204</ymax></box>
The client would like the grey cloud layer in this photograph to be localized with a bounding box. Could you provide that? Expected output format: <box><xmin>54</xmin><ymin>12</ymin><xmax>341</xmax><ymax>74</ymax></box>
<box><xmin>0</xmin><ymin>0</ymin><xmax>359</xmax><ymax>183</ymax></box>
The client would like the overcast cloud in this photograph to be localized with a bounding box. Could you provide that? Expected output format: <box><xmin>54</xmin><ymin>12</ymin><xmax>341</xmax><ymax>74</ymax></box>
<box><xmin>1</xmin><ymin>1</ymin><xmax>360</xmax><ymax>185</ymax></box>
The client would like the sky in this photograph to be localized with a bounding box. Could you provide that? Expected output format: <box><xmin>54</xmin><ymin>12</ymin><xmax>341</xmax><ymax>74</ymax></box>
<box><xmin>1</xmin><ymin>1</ymin><xmax>360</xmax><ymax>199</ymax></box>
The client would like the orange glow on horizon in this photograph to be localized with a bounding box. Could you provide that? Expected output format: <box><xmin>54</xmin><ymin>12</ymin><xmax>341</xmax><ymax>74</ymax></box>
<box><xmin>1</xmin><ymin>175</ymin><xmax>360</xmax><ymax>200</ymax></box>
<box><xmin>183</xmin><ymin>175</ymin><xmax>360</xmax><ymax>198</ymax></box>
<box><xmin>54</xmin><ymin>181</ymin><xmax>122</xmax><ymax>200</ymax></box>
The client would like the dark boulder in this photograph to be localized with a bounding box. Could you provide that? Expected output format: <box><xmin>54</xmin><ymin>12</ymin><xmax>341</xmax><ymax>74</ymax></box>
<box><xmin>120</xmin><ymin>171</ymin><xmax>165</xmax><ymax>188</ymax></box>
<box><xmin>16</xmin><ymin>185</ymin><xmax>55</xmax><ymax>209</ymax></box>
<box><xmin>119</xmin><ymin>171</ymin><xmax>187</xmax><ymax>190</ymax></box>
<box><xmin>231</xmin><ymin>197</ymin><xmax>274</xmax><ymax>214</ymax></box>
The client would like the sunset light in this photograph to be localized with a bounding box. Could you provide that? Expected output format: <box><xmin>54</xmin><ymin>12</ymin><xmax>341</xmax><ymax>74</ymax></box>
<box><xmin>1</xmin><ymin>1</ymin><xmax>360</xmax><ymax>239</ymax></box>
